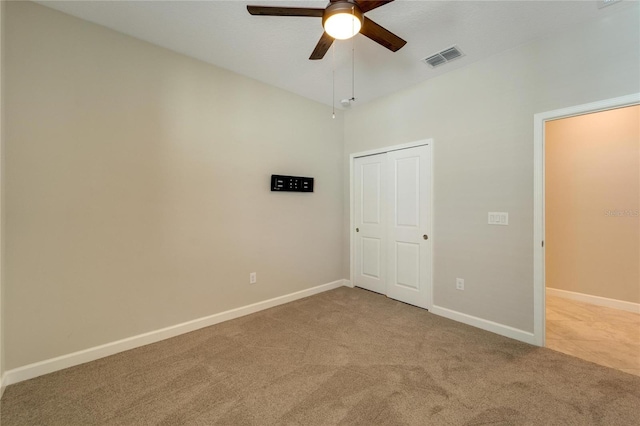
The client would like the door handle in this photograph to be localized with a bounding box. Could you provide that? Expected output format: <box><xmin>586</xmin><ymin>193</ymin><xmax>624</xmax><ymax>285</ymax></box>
<box><xmin>423</xmin><ymin>234</ymin><xmax>428</xmax><ymax>240</ymax></box>
<box><xmin>356</xmin><ymin>228</ymin><xmax>360</xmax><ymax>232</ymax></box>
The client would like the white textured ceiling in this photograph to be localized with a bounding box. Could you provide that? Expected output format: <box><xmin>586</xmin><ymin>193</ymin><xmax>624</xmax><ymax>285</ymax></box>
<box><xmin>36</xmin><ymin>0</ymin><xmax>635</xmax><ymax>108</ymax></box>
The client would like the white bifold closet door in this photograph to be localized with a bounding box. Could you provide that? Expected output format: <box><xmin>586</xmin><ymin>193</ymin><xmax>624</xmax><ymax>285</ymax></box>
<box><xmin>354</xmin><ymin>144</ymin><xmax>431</xmax><ymax>309</ymax></box>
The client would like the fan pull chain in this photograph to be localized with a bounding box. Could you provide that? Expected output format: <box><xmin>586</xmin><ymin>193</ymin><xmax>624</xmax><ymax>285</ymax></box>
<box><xmin>351</xmin><ymin>33</ymin><xmax>355</xmax><ymax>102</ymax></box>
<box><xmin>351</xmin><ymin>7</ymin><xmax>356</xmax><ymax>103</ymax></box>
<box><xmin>332</xmin><ymin>42</ymin><xmax>336</xmax><ymax>119</ymax></box>
<box><xmin>351</xmin><ymin>6</ymin><xmax>354</xmax><ymax>102</ymax></box>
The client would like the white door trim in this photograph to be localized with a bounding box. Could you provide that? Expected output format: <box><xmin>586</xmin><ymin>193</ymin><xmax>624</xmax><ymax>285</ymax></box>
<box><xmin>533</xmin><ymin>93</ymin><xmax>640</xmax><ymax>346</ymax></box>
<box><xmin>349</xmin><ymin>139</ymin><xmax>434</xmax><ymax>309</ymax></box>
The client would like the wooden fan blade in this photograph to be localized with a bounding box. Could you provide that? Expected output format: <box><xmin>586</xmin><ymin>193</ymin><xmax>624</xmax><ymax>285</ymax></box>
<box><xmin>360</xmin><ymin>17</ymin><xmax>406</xmax><ymax>52</ymax></box>
<box><xmin>247</xmin><ymin>6</ymin><xmax>324</xmax><ymax>17</ymax></box>
<box><xmin>354</xmin><ymin>0</ymin><xmax>395</xmax><ymax>13</ymax></box>
<box><xmin>309</xmin><ymin>32</ymin><xmax>335</xmax><ymax>60</ymax></box>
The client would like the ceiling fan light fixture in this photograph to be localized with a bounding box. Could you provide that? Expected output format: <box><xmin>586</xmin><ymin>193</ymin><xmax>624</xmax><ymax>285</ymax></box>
<box><xmin>323</xmin><ymin>2</ymin><xmax>363</xmax><ymax>40</ymax></box>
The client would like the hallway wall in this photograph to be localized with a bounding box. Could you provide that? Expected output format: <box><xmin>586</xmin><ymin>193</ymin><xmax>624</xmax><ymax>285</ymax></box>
<box><xmin>546</xmin><ymin>105</ymin><xmax>639</xmax><ymax>304</ymax></box>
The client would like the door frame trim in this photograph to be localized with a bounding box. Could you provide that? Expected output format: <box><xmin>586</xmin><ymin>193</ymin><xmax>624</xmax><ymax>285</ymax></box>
<box><xmin>349</xmin><ymin>139</ymin><xmax>434</xmax><ymax>309</ymax></box>
<box><xmin>532</xmin><ymin>93</ymin><xmax>640</xmax><ymax>346</ymax></box>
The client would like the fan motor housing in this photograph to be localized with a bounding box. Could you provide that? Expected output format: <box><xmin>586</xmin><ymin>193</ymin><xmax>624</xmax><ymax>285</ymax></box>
<box><xmin>322</xmin><ymin>1</ymin><xmax>363</xmax><ymax>28</ymax></box>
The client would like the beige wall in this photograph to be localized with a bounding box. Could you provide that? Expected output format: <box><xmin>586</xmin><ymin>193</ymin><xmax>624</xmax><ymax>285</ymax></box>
<box><xmin>545</xmin><ymin>106</ymin><xmax>639</xmax><ymax>303</ymax></box>
<box><xmin>4</xmin><ymin>2</ymin><xmax>344</xmax><ymax>370</ymax></box>
<box><xmin>343</xmin><ymin>4</ymin><xmax>640</xmax><ymax>332</ymax></box>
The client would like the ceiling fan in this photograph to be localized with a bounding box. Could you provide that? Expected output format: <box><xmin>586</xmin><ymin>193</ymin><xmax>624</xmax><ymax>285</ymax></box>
<box><xmin>247</xmin><ymin>0</ymin><xmax>407</xmax><ymax>60</ymax></box>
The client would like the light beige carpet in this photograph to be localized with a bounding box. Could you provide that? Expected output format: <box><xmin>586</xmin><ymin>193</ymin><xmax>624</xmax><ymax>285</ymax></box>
<box><xmin>1</xmin><ymin>287</ymin><xmax>639</xmax><ymax>425</ymax></box>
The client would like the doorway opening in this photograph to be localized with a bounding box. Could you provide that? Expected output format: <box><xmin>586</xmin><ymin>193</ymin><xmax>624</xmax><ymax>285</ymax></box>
<box><xmin>533</xmin><ymin>94</ymin><xmax>640</xmax><ymax>375</ymax></box>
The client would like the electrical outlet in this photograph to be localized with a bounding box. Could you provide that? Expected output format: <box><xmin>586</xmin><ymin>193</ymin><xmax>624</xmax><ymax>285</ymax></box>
<box><xmin>456</xmin><ymin>278</ymin><xmax>464</xmax><ymax>290</ymax></box>
<box><xmin>249</xmin><ymin>272</ymin><xmax>257</xmax><ymax>284</ymax></box>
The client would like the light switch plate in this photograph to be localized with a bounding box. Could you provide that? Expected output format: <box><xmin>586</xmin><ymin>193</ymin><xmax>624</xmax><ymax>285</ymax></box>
<box><xmin>488</xmin><ymin>212</ymin><xmax>509</xmax><ymax>225</ymax></box>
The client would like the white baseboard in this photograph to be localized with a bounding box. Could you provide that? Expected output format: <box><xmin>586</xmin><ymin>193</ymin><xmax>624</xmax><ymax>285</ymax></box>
<box><xmin>3</xmin><ymin>279</ymin><xmax>349</xmax><ymax>387</ymax></box>
<box><xmin>344</xmin><ymin>279</ymin><xmax>354</xmax><ymax>288</ymax></box>
<box><xmin>546</xmin><ymin>288</ymin><xmax>640</xmax><ymax>314</ymax></box>
<box><xmin>430</xmin><ymin>305</ymin><xmax>536</xmax><ymax>345</ymax></box>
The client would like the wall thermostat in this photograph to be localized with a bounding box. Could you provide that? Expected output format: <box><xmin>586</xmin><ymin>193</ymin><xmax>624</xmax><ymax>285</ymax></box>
<box><xmin>271</xmin><ymin>175</ymin><xmax>314</xmax><ymax>192</ymax></box>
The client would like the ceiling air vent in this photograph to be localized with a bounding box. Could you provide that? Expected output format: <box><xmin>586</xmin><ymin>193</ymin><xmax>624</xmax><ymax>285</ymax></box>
<box><xmin>422</xmin><ymin>45</ymin><xmax>464</xmax><ymax>68</ymax></box>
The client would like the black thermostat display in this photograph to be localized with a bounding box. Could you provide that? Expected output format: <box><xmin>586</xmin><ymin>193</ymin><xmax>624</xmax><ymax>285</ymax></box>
<box><xmin>271</xmin><ymin>175</ymin><xmax>314</xmax><ymax>192</ymax></box>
